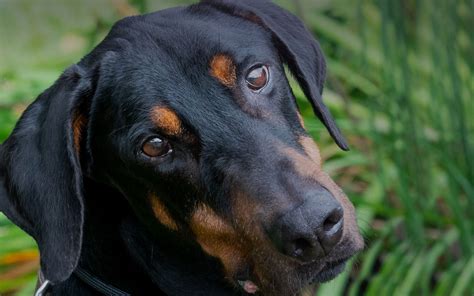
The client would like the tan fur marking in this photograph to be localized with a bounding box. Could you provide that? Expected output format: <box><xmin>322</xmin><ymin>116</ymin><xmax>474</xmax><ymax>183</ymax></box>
<box><xmin>210</xmin><ymin>54</ymin><xmax>237</xmax><ymax>87</ymax></box>
<box><xmin>280</xmin><ymin>148</ymin><xmax>319</xmax><ymax>179</ymax></box>
<box><xmin>282</xmin><ymin>137</ymin><xmax>364</xmax><ymax>251</ymax></box>
<box><xmin>299</xmin><ymin>136</ymin><xmax>322</xmax><ymax>166</ymax></box>
<box><xmin>149</xmin><ymin>194</ymin><xmax>178</xmax><ymax>231</ymax></box>
<box><xmin>151</xmin><ymin>106</ymin><xmax>182</xmax><ymax>136</ymax></box>
<box><xmin>190</xmin><ymin>204</ymin><xmax>246</xmax><ymax>279</ymax></box>
<box><xmin>297</xmin><ymin>112</ymin><xmax>305</xmax><ymax>128</ymax></box>
<box><xmin>72</xmin><ymin>111</ymin><xmax>87</xmax><ymax>155</ymax></box>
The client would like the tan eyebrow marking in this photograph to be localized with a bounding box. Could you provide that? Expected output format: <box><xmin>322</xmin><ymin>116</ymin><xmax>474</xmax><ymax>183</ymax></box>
<box><xmin>151</xmin><ymin>106</ymin><xmax>182</xmax><ymax>136</ymax></box>
<box><xmin>149</xmin><ymin>194</ymin><xmax>178</xmax><ymax>231</ymax></box>
<box><xmin>210</xmin><ymin>54</ymin><xmax>237</xmax><ymax>87</ymax></box>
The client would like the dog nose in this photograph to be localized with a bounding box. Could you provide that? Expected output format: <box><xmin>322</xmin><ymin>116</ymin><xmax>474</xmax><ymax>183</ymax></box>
<box><xmin>269</xmin><ymin>188</ymin><xmax>344</xmax><ymax>262</ymax></box>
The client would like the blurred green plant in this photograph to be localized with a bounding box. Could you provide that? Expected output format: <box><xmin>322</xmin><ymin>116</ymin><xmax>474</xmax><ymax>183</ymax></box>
<box><xmin>0</xmin><ymin>0</ymin><xmax>472</xmax><ymax>295</ymax></box>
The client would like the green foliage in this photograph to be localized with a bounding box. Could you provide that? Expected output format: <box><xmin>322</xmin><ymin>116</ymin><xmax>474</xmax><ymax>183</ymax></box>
<box><xmin>0</xmin><ymin>0</ymin><xmax>472</xmax><ymax>295</ymax></box>
<box><xmin>304</xmin><ymin>0</ymin><xmax>473</xmax><ymax>294</ymax></box>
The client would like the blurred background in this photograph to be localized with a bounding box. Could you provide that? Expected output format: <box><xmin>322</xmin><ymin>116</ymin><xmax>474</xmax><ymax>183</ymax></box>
<box><xmin>0</xmin><ymin>0</ymin><xmax>472</xmax><ymax>295</ymax></box>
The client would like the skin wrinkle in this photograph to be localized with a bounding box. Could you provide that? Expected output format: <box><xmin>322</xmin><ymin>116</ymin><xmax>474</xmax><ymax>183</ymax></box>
<box><xmin>209</xmin><ymin>54</ymin><xmax>237</xmax><ymax>87</ymax></box>
<box><xmin>149</xmin><ymin>194</ymin><xmax>179</xmax><ymax>231</ymax></box>
<box><xmin>150</xmin><ymin>106</ymin><xmax>182</xmax><ymax>136</ymax></box>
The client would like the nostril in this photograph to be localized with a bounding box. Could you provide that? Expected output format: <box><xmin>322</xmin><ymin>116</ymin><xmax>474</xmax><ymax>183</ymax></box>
<box><xmin>323</xmin><ymin>206</ymin><xmax>344</xmax><ymax>233</ymax></box>
<box><xmin>268</xmin><ymin>193</ymin><xmax>344</xmax><ymax>262</ymax></box>
<box><xmin>318</xmin><ymin>206</ymin><xmax>344</xmax><ymax>253</ymax></box>
<box><xmin>291</xmin><ymin>238</ymin><xmax>311</xmax><ymax>257</ymax></box>
<box><xmin>283</xmin><ymin>237</ymin><xmax>322</xmax><ymax>261</ymax></box>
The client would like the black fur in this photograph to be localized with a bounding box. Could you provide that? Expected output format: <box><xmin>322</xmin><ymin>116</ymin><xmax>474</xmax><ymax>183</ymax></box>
<box><xmin>0</xmin><ymin>1</ymin><xmax>359</xmax><ymax>295</ymax></box>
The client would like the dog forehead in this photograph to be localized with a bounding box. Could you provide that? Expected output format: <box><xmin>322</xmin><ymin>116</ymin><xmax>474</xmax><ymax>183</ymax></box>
<box><xmin>104</xmin><ymin>15</ymin><xmax>271</xmax><ymax>99</ymax></box>
<box><xmin>87</xmin><ymin>6</ymin><xmax>285</xmax><ymax>139</ymax></box>
<box><xmin>154</xmin><ymin>5</ymin><xmax>272</xmax><ymax>46</ymax></box>
<box><xmin>114</xmin><ymin>6</ymin><xmax>273</xmax><ymax>63</ymax></box>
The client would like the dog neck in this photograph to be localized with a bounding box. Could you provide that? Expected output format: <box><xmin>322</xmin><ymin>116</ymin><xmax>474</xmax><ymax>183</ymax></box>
<box><xmin>72</xmin><ymin>178</ymin><xmax>236</xmax><ymax>295</ymax></box>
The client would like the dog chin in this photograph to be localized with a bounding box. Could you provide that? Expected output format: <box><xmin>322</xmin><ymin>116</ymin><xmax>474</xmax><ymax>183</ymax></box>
<box><xmin>308</xmin><ymin>258</ymin><xmax>348</xmax><ymax>284</ymax></box>
<box><xmin>239</xmin><ymin>257</ymin><xmax>350</xmax><ymax>295</ymax></box>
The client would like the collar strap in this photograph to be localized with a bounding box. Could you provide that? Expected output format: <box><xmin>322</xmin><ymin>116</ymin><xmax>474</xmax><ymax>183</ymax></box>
<box><xmin>74</xmin><ymin>267</ymin><xmax>131</xmax><ymax>296</ymax></box>
<box><xmin>35</xmin><ymin>270</ymin><xmax>50</xmax><ymax>296</ymax></box>
<box><xmin>35</xmin><ymin>268</ymin><xmax>131</xmax><ymax>296</ymax></box>
<box><xmin>35</xmin><ymin>281</ymin><xmax>51</xmax><ymax>296</ymax></box>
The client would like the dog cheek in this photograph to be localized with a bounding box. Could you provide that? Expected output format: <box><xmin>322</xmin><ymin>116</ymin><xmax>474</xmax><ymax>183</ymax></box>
<box><xmin>280</xmin><ymin>145</ymin><xmax>319</xmax><ymax>178</ymax></box>
<box><xmin>189</xmin><ymin>204</ymin><xmax>248</xmax><ymax>281</ymax></box>
<box><xmin>149</xmin><ymin>194</ymin><xmax>179</xmax><ymax>231</ymax></box>
<box><xmin>299</xmin><ymin>136</ymin><xmax>322</xmax><ymax>167</ymax></box>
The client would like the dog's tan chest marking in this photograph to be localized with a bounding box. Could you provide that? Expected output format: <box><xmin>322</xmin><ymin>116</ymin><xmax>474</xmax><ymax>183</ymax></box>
<box><xmin>210</xmin><ymin>54</ymin><xmax>237</xmax><ymax>87</ymax></box>
<box><xmin>149</xmin><ymin>194</ymin><xmax>179</xmax><ymax>231</ymax></box>
<box><xmin>151</xmin><ymin>106</ymin><xmax>182</xmax><ymax>136</ymax></box>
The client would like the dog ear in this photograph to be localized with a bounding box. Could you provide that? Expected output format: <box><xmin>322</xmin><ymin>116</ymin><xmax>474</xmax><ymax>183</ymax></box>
<box><xmin>201</xmin><ymin>0</ymin><xmax>349</xmax><ymax>150</ymax></box>
<box><xmin>0</xmin><ymin>65</ymin><xmax>91</xmax><ymax>284</ymax></box>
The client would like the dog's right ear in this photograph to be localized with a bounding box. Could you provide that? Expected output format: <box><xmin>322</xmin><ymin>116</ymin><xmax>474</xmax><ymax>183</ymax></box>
<box><xmin>0</xmin><ymin>65</ymin><xmax>91</xmax><ymax>284</ymax></box>
<box><xmin>202</xmin><ymin>0</ymin><xmax>349</xmax><ymax>150</ymax></box>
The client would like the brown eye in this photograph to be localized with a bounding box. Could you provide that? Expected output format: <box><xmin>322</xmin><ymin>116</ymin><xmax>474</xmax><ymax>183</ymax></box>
<box><xmin>142</xmin><ymin>137</ymin><xmax>172</xmax><ymax>158</ymax></box>
<box><xmin>245</xmin><ymin>65</ymin><xmax>269</xmax><ymax>91</ymax></box>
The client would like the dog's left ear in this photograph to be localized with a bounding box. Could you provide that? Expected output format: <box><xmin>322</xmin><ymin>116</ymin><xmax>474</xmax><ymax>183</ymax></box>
<box><xmin>202</xmin><ymin>0</ymin><xmax>349</xmax><ymax>150</ymax></box>
<box><xmin>0</xmin><ymin>65</ymin><xmax>91</xmax><ymax>284</ymax></box>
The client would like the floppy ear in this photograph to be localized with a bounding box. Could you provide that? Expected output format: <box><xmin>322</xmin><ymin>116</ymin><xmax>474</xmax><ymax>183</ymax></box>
<box><xmin>0</xmin><ymin>65</ymin><xmax>91</xmax><ymax>284</ymax></box>
<box><xmin>202</xmin><ymin>0</ymin><xmax>349</xmax><ymax>150</ymax></box>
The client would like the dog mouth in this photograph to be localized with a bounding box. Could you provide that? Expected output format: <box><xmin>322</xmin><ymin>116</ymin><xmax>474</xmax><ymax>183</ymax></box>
<box><xmin>295</xmin><ymin>256</ymin><xmax>350</xmax><ymax>289</ymax></box>
<box><xmin>307</xmin><ymin>257</ymin><xmax>350</xmax><ymax>284</ymax></box>
<box><xmin>235</xmin><ymin>257</ymin><xmax>350</xmax><ymax>294</ymax></box>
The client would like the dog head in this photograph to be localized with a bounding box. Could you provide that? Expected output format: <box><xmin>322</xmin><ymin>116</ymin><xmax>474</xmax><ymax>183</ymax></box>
<box><xmin>0</xmin><ymin>1</ymin><xmax>363</xmax><ymax>294</ymax></box>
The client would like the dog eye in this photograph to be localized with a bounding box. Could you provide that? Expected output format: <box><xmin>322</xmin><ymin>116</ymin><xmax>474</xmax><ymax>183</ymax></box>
<box><xmin>142</xmin><ymin>137</ymin><xmax>172</xmax><ymax>158</ymax></box>
<box><xmin>245</xmin><ymin>65</ymin><xmax>269</xmax><ymax>91</ymax></box>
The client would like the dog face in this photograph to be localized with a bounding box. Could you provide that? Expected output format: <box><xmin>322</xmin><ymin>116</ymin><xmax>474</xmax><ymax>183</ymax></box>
<box><xmin>0</xmin><ymin>1</ymin><xmax>363</xmax><ymax>295</ymax></box>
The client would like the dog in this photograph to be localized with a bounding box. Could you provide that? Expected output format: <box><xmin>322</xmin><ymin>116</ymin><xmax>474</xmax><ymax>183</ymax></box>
<box><xmin>0</xmin><ymin>0</ymin><xmax>363</xmax><ymax>295</ymax></box>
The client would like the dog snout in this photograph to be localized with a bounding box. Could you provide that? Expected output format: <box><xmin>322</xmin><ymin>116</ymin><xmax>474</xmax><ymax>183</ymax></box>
<box><xmin>269</xmin><ymin>187</ymin><xmax>344</xmax><ymax>262</ymax></box>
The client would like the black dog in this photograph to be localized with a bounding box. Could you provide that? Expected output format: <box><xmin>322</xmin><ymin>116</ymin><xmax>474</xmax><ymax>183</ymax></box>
<box><xmin>0</xmin><ymin>0</ymin><xmax>363</xmax><ymax>295</ymax></box>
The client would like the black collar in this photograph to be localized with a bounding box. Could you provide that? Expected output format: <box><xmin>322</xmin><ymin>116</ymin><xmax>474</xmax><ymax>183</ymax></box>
<box><xmin>35</xmin><ymin>270</ymin><xmax>51</xmax><ymax>296</ymax></box>
<box><xmin>35</xmin><ymin>268</ymin><xmax>131</xmax><ymax>296</ymax></box>
<box><xmin>74</xmin><ymin>267</ymin><xmax>131</xmax><ymax>296</ymax></box>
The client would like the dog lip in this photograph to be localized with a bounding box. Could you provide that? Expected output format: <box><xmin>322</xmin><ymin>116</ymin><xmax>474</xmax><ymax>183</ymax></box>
<box><xmin>308</xmin><ymin>257</ymin><xmax>350</xmax><ymax>284</ymax></box>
